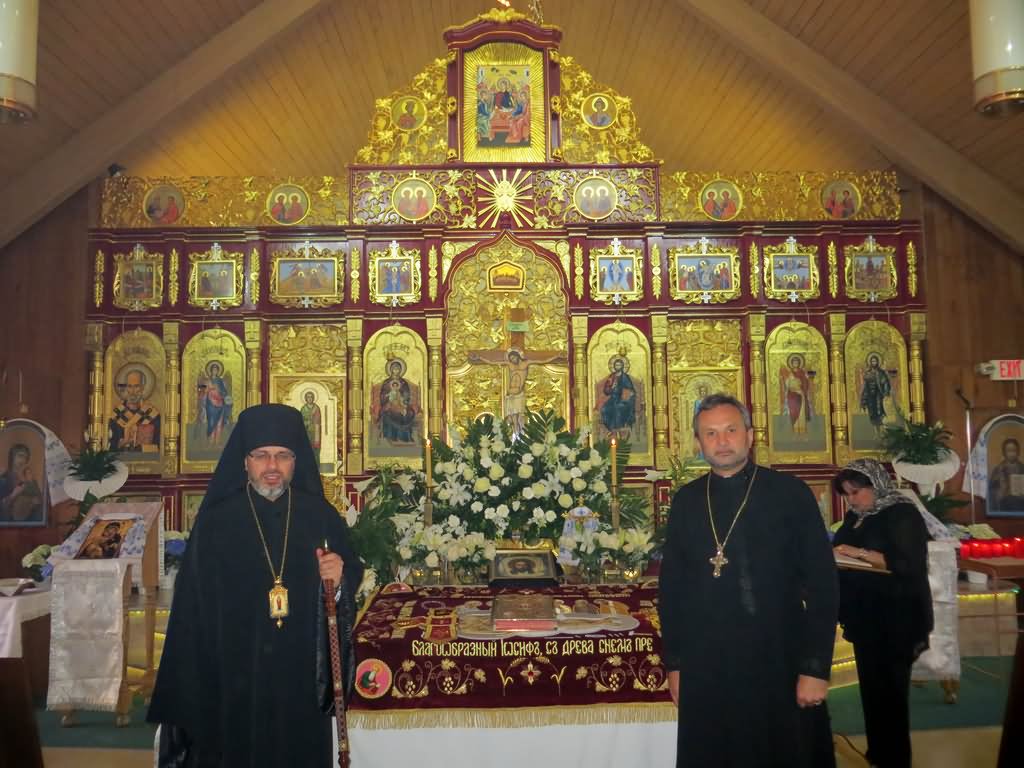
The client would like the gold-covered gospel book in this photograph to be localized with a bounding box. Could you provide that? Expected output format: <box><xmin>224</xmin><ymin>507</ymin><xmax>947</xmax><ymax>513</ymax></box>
<box><xmin>491</xmin><ymin>594</ymin><xmax>557</xmax><ymax>631</ymax></box>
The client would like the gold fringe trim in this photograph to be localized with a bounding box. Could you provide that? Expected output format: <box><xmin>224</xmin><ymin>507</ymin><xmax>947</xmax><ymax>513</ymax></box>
<box><xmin>350</xmin><ymin>702</ymin><xmax>677</xmax><ymax>730</ymax></box>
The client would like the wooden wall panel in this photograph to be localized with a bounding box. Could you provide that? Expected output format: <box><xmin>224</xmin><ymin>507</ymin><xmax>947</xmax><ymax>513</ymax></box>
<box><xmin>922</xmin><ymin>186</ymin><xmax>1024</xmax><ymax>536</ymax></box>
<box><xmin>0</xmin><ymin>188</ymin><xmax>92</xmax><ymax>577</ymax></box>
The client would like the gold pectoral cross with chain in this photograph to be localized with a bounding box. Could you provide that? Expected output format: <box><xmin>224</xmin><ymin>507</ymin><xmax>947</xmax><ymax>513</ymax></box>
<box><xmin>709</xmin><ymin>547</ymin><xmax>729</xmax><ymax>578</ymax></box>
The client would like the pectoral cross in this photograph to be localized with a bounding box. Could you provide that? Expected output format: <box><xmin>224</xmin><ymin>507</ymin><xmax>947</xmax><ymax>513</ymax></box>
<box><xmin>709</xmin><ymin>547</ymin><xmax>728</xmax><ymax>578</ymax></box>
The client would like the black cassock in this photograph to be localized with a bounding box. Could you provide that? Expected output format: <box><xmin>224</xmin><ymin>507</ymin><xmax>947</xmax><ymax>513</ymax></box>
<box><xmin>148</xmin><ymin>488</ymin><xmax>363</xmax><ymax>767</ymax></box>
<box><xmin>658</xmin><ymin>463</ymin><xmax>838</xmax><ymax>768</ymax></box>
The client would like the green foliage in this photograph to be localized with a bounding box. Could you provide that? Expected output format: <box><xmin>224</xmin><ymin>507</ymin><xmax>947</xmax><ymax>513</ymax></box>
<box><xmin>68</xmin><ymin>443</ymin><xmax>121</xmax><ymax>481</ymax></box>
<box><xmin>348</xmin><ymin>465</ymin><xmax>423</xmax><ymax>581</ymax></box>
<box><xmin>920</xmin><ymin>491</ymin><xmax>969</xmax><ymax>523</ymax></box>
<box><xmin>880</xmin><ymin>410</ymin><xmax>953</xmax><ymax>465</ymax></box>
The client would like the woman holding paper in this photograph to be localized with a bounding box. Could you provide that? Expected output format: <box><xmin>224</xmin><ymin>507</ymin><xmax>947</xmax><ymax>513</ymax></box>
<box><xmin>831</xmin><ymin>459</ymin><xmax>932</xmax><ymax>768</ymax></box>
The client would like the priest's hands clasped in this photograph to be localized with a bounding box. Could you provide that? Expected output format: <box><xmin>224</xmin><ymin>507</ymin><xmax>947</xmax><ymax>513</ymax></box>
<box><xmin>795</xmin><ymin>674</ymin><xmax>828</xmax><ymax>708</ymax></box>
<box><xmin>316</xmin><ymin>547</ymin><xmax>344</xmax><ymax>585</ymax></box>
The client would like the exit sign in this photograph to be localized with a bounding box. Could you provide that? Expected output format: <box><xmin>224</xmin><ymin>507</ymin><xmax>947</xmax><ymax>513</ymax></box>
<box><xmin>977</xmin><ymin>359</ymin><xmax>1024</xmax><ymax>380</ymax></box>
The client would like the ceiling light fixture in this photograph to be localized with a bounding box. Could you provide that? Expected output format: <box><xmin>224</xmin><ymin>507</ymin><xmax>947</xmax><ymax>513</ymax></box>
<box><xmin>0</xmin><ymin>0</ymin><xmax>39</xmax><ymax>124</ymax></box>
<box><xmin>969</xmin><ymin>0</ymin><xmax>1024</xmax><ymax>116</ymax></box>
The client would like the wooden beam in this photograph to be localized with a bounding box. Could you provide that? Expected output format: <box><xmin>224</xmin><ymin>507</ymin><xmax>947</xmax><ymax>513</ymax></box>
<box><xmin>674</xmin><ymin>0</ymin><xmax>1024</xmax><ymax>253</ymax></box>
<box><xmin>0</xmin><ymin>0</ymin><xmax>332</xmax><ymax>249</ymax></box>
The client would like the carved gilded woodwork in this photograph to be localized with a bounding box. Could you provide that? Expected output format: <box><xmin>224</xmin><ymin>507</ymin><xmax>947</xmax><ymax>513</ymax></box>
<box><xmin>112</xmin><ymin>245</ymin><xmax>164</xmax><ymax>311</ymax></box>
<box><xmin>573</xmin><ymin>244</ymin><xmax>584</xmax><ymax>299</ymax></box>
<box><xmin>749</xmin><ymin>242</ymin><xmax>760</xmax><ymax>299</ymax></box>
<box><xmin>557</xmin><ymin>56</ymin><xmax>654</xmax><ymax>165</ymax></box>
<box><xmin>534</xmin><ymin>167</ymin><xmax>658</xmax><ymax>226</ymax></box>
<box><xmin>426</xmin><ymin>318</ymin><xmax>444</xmax><ymax>438</ymax></box>
<box><xmin>588</xmin><ymin>322</ymin><xmax>655</xmax><ymax>466</ymax></box>
<box><xmin>535</xmin><ymin>239</ymin><xmax>571</xmax><ymax>283</ymax></box>
<box><xmin>441</xmin><ymin>240</ymin><xmax>480</xmax><ymax>284</ymax></box>
<box><xmin>101</xmin><ymin>175</ymin><xmax>349</xmax><ymax>228</ymax></box>
<box><xmin>478</xmin><ymin>168</ymin><xmax>536</xmax><ymax>228</ymax></box>
<box><xmin>827</xmin><ymin>241</ymin><xmax>838</xmax><ymax>299</ymax></box>
<box><xmin>104</xmin><ymin>329</ymin><xmax>166</xmax><ymax>474</ymax></box>
<box><xmin>827</xmin><ymin>314</ymin><xmax>850</xmax><ymax>466</ymax></box>
<box><xmin>906</xmin><ymin>242</ymin><xmax>918</xmax><ymax>298</ymax></box>
<box><xmin>368</xmin><ymin>242</ymin><xmax>422</xmax><ymax>306</ymax></box>
<box><xmin>268</xmin><ymin>324</ymin><xmax>347</xmax><ymax>376</ymax></box>
<box><xmin>660</xmin><ymin>171</ymin><xmax>900</xmax><ymax>222</ymax></box>
<box><xmin>169</xmin><ymin>250</ymin><xmax>179</xmax><ymax>306</ymax></box>
<box><xmin>667</xmin><ymin>319</ymin><xmax>745</xmax><ymax>467</ymax></box>
<box><xmin>843</xmin><ymin>235</ymin><xmax>898</xmax><ymax>303</ymax></box>
<box><xmin>844</xmin><ymin>320</ymin><xmax>910</xmax><ymax>457</ymax></box>
<box><xmin>351</xmin><ymin>169</ymin><xmax>476</xmax><ymax>228</ymax></box>
<box><xmin>589</xmin><ymin>239</ymin><xmax>644</xmax><ymax>306</ymax></box>
<box><xmin>445</xmin><ymin>234</ymin><xmax>569</xmax><ymax>429</ymax></box>
<box><xmin>180</xmin><ymin>329</ymin><xmax>246</xmax><ymax>474</ymax></box>
<box><xmin>268</xmin><ymin>244</ymin><xmax>344</xmax><ymax>309</ymax></box>
<box><xmin>85</xmin><ymin>323</ymin><xmax>105</xmax><ymax>451</ymax></box>
<box><xmin>364</xmin><ymin>326</ymin><xmax>428</xmax><ymax>470</ymax></box>
<box><xmin>94</xmin><ymin>251</ymin><xmax>104</xmax><ymax>308</ymax></box>
<box><xmin>249</xmin><ymin>248</ymin><xmax>260</xmax><ymax>305</ymax></box>
<box><xmin>748</xmin><ymin>314</ymin><xmax>769</xmax><ymax>458</ymax></box>
<box><xmin>909</xmin><ymin>313</ymin><xmax>927</xmax><ymax>425</ymax></box>
<box><xmin>428</xmin><ymin>246</ymin><xmax>439</xmax><ymax>301</ymax></box>
<box><xmin>355</xmin><ymin>57</ymin><xmax>449</xmax><ymax>166</ymax></box>
<box><xmin>346</xmin><ymin>319</ymin><xmax>364</xmax><ymax>475</ymax></box>
<box><xmin>763</xmin><ymin>237</ymin><xmax>820</xmax><ymax>303</ymax></box>
<box><xmin>350</xmin><ymin>246</ymin><xmax>361</xmax><ymax>303</ymax></box>
<box><xmin>765</xmin><ymin>321</ymin><xmax>832</xmax><ymax>465</ymax></box>
<box><xmin>187</xmin><ymin>244</ymin><xmax>245</xmax><ymax>310</ymax></box>
<box><xmin>162</xmin><ymin>322</ymin><xmax>181</xmax><ymax>478</ymax></box>
<box><xmin>650</xmin><ymin>314</ymin><xmax>669</xmax><ymax>469</ymax></box>
<box><xmin>244</xmin><ymin>319</ymin><xmax>262</xmax><ymax>408</ymax></box>
<box><xmin>571</xmin><ymin>315</ymin><xmax>589</xmax><ymax>430</ymax></box>
<box><xmin>667</xmin><ymin>237</ymin><xmax>741</xmax><ymax>304</ymax></box>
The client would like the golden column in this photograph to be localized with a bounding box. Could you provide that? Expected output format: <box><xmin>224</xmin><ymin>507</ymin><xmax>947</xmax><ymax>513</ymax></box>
<box><xmin>652</xmin><ymin>313</ymin><xmax>670</xmax><ymax>469</ymax></box>
<box><xmin>748</xmin><ymin>313</ymin><xmax>769</xmax><ymax>461</ymax></box>
<box><xmin>828</xmin><ymin>313</ymin><xmax>850</xmax><ymax>465</ymax></box>
<box><xmin>571</xmin><ymin>315</ymin><xmax>589</xmax><ymax>431</ymax></box>
<box><xmin>244</xmin><ymin>319</ymin><xmax>262</xmax><ymax>407</ymax></box>
<box><xmin>85</xmin><ymin>323</ymin><xmax>105</xmax><ymax>449</ymax></box>
<box><xmin>426</xmin><ymin>317</ymin><xmax>444</xmax><ymax>438</ymax></box>
<box><xmin>161</xmin><ymin>322</ymin><xmax>180</xmax><ymax>478</ymax></box>
<box><xmin>909</xmin><ymin>312</ymin><xmax>927</xmax><ymax>424</ymax></box>
<box><xmin>347</xmin><ymin>318</ymin><xmax>364</xmax><ymax>474</ymax></box>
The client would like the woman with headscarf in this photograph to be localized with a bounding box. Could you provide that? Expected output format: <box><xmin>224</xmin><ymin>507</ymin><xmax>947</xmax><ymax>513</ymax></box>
<box><xmin>831</xmin><ymin>459</ymin><xmax>932</xmax><ymax>768</ymax></box>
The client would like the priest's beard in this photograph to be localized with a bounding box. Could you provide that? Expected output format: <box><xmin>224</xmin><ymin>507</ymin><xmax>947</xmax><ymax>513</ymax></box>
<box><xmin>251</xmin><ymin>481</ymin><xmax>289</xmax><ymax>500</ymax></box>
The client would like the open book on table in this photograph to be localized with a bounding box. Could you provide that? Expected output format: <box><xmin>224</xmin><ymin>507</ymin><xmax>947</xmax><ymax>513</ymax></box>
<box><xmin>834</xmin><ymin>552</ymin><xmax>891</xmax><ymax>574</ymax></box>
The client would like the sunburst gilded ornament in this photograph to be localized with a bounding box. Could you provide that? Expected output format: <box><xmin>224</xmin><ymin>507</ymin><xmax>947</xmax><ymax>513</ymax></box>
<box><xmin>477</xmin><ymin>169</ymin><xmax>535</xmax><ymax>228</ymax></box>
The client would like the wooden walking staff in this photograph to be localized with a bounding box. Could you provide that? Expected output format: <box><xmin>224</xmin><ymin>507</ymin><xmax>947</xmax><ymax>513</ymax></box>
<box><xmin>321</xmin><ymin>544</ymin><xmax>351</xmax><ymax>768</ymax></box>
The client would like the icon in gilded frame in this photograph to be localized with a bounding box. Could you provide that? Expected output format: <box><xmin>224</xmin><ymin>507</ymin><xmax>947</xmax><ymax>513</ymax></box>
<box><xmin>589</xmin><ymin>239</ymin><xmax>644</xmax><ymax>305</ymax></box>
<box><xmin>487</xmin><ymin>260</ymin><xmax>526</xmax><ymax>292</ymax></box>
<box><xmin>763</xmin><ymin>237</ymin><xmax>820</xmax><ymax>302</ymax></box>
<box><xmin>573</xmin><ymin>175</ymin><xmax>618</xmax><ymax>221</ymax></box>
<box><xmin>822</xmin><ymin>179</ymin><xmax>861</xmax><ymax>220</ymax></box>
<box><xmin>268</xmin><ymin>245</ymin><xmax>343</xmax><ymax>308</ymax></box>
<box><xmin>181</xmin><ymin>491</ymin><xmax>205</xmax><ymax>533</ymax></box>
<box><xmin>765</xmin><ymin>321</ymin><xmax>832</xmax><ymax>465</ymax></box>
<box><xmin>390</xmin><ymin>96</ymin><xmax>427</xmax><ymax>132</ymax></box>
<box><xmin>187</xmin><ymin>244</ymin><xmax>245</xmax><ymax>310</ymax></box>
<box><xmin>0</xmin><ymin>420</ymin><xmax>49</xmax><ymax>527</ymax></box>
<box><xmin>983</xmin><ymin>414</ymin><xmax>1024</xmax><ymax>518</ymax></box>
<box><xmin>462</xmin><ymin>42</ymin><xmax>546</xmax><ymax>163</ymax></box>
<box><xmin>668</xmin><ymin>238</ymin><xmax>741</xmax><ymax>304</ymax></box>
<box><xmin>368</xmin><ymin>242</ymin><xmax>421</xmax><ymax>306</ymax></box>
<box><xmin>272</xmin><ymin>377</ymin><xmax>342</xmax><ymax>476</ymax></box>
<box><xmin>844</xmin><ymin>235</ymin><xmax>898</xmax><ymax>302</ymax></box>
<box><xmin>104</xmin><ymin>330</ymin><xmax>166</xmax><ymax>474</ymax></box>
<box><xmin>266</xmin><ymin>183</ymin><xmax>311</xmax><ymax>226</ymax></box>
<box><xmin>112</xmin><ymin>245</ymin><xmax>164</xmax><ymax>311</ymax></box>
<box><xmin>391</xmin><ymin>176</ymin><xmax>437</xmax><ymax>222</ymax></box>
<box><xmin>181</xmin><ymin>329</ymin><xmax>245</xmax><ymax>474</ymax></box>
<box><xmin>844</xmin><ymin>320</ymin><xmax>909</xmax><ymax>457</ymax></box>
<box><xmin>142</xmin><ymin>184</ymin><xmax>185</xmax><ymax>226</ymax></box>
<box><xmin>698</xmin><ymin>179</ymin><xmax>742</xmax><ymax>222</ymax></box>
<box><xmin>365</xmin><ymin>326</ymin><xmax>427</xmax><ymax>471</ymax></box>
<box><xmin>581</xmin><ymin>92</ymin><xmax>618</xmax><ymax>130</ymax></box>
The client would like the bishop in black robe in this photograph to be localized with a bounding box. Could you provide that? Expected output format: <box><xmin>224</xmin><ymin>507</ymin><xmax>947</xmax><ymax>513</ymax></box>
<box><xmin>659</xmin><ymin>396</ymin><xmax>838</xmax><ymax>768</ymax></box>
<box><xmin>148</xmin><ymin>404</ymin><xmax>363</xmax><ymax>767</ymax></box>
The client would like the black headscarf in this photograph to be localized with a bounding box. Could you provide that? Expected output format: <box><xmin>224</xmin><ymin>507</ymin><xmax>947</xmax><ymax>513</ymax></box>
<box><xmin>199</xmin><ymin>403</ymin><xmax>324</xmax><ymax>515</ymax></box>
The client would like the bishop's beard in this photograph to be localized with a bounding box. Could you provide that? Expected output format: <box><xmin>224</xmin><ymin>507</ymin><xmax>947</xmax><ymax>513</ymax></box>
<box><xmin>251</xmin><ymin>481</ymin><xmax>288</xmax><ymax>501</ymax></box>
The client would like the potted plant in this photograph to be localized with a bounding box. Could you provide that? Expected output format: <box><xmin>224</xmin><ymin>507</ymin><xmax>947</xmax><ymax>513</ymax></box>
<box><xmin>880</xmin><ymin>411</ymin><xmax>964</xmax><ymax>520</ymax></box>
<box><xmin>62</xmin><ymin>438</ymin><xmax>128</xmax><ymax>531</ymax></box>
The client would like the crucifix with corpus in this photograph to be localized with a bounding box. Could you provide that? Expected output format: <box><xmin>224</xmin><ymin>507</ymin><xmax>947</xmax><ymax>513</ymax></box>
<box><xmin>467</xmin><ymin>305</ymin><xmax>567</xmax><ymax>435</ymax></box>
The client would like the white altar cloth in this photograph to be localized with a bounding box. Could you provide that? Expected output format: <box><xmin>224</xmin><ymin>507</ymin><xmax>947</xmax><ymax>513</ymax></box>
<box><xmin>0</xmin><ymin>588</ymin><xmax>50</xmax><ymax>658</ymax></box>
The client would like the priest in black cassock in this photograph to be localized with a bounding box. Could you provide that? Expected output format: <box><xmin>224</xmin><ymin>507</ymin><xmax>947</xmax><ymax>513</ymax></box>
<box><xmin>658</xmin><ymin>394</ymin><xmax>838</xmax><ymax>768</ymax></box>
<box><xmin>148</xmin><ymin>403</ymin><xmax>363</xmax><ymax>767</ymax></box>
